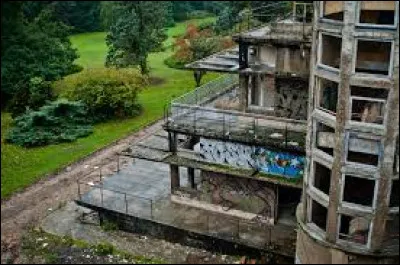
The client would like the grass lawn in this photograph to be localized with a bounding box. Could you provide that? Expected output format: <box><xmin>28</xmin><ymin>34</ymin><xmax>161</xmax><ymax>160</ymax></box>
<box><xmin>1</xmin><ymin>16</ymin><xmax>219</xmax><ymax>199</ymax></box>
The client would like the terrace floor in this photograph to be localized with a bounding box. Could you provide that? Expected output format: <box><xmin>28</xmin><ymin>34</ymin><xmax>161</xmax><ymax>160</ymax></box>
<box><xmin>77</xmin><ymin>158</ymin><xmax>297</xmax><ymax>257</ymax></box>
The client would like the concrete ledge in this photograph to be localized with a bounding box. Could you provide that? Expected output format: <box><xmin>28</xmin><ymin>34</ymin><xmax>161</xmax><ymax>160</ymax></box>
<box><xmin>171</xmin><ymin>194</ymin><xmax>274</xmax><ymax>225</ymax></box>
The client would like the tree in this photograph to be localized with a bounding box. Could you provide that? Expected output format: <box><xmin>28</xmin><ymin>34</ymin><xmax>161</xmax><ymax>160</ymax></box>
<box><xmin>105</xmin><ymin>1</ymin><xmax>168</xmax><ymax>75</ymax></box>
<box><xmin>1</xmin><ymin>1</ymin><xmax>79</xmax><ymax>112</ymax></box>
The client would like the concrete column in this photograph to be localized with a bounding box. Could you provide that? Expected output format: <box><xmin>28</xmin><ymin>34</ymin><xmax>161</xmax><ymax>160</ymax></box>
<box><xmin>370</xmin><ymin>34</ymin><xmax>399</xmax><ymax>250</ymax></box>
<box><xmin>302</xmin><ymin>0</ymin><xmax>319</xmax><ymax>224</ymax></box>
<box><xmin>187</xmin><ymin>168</ymin><xmax>196</xmax><ymax>189</ymax></box>
<box><xmin>170</xmin><ymin>165</ymin><xmax>180</xmax><ymax>191</ymax></box>
<box><xmin>263</xmin><ymin>74</ymin><xmax>276</xmax><ymax>109</ymax></box>
<box><xmin>239</xmin><ymin>74</ymin><xmax>249</xmax><ymax>112</ymax></box>
<box><xmin>326</xmin><ymin>1</ymin><xmax>356</xmax><ymax>243</ymax></box>
<box><xmin>168</xmin><ymin>132</ymin><xmax>178</xmax><ymax>153</ymax></box>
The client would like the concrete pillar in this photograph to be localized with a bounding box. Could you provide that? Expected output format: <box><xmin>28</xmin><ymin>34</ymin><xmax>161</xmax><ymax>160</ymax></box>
<box><xmin>168</xmin><ymin>132</ymin><xmax>178</xmax><ymax>153</ymax></box>
<box><xmin>170</xmin><ymin>165</ymin><xmax>180</xmax><ymax>191</ymax></box>
<box><xmin>326</xmin><ymin>1</ymin><xmax>356</xmax><ymax>243</ymax></box>
<box><xmin>187</xmin><ymin>168</ymin><xmax>196</xmax><ymax>189</ymax></box>
<box><xmin>370</xmin><ymin>32</ymin><xmax>399</xmax><ymax>250</ymax></box>
<box><xmin>264</xmin><ymin>74</ymin><xmax>276</xmax><ymax>108</ymax></box>
<box><xmin>239</xmin><ymin>74</ymin><xmax>249</xmax><ymax>111</ymax></box>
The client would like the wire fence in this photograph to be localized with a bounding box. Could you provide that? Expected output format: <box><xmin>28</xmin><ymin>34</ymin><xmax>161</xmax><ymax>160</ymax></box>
<box><xmin>75</xmin><ymin>156</ymin><xmax>295</xmax><ymax>253</ymax></box>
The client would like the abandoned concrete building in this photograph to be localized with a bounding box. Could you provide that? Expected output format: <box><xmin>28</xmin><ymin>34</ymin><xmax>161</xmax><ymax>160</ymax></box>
<box><xmin>295</xmin><ymin>1</ymin><xmax>399</xmax><ymax>264</ymax></box>
<box><xmin>75</xmin><ymin>1</ymin><xmax>399</xmax><ymax>263</ymax></box>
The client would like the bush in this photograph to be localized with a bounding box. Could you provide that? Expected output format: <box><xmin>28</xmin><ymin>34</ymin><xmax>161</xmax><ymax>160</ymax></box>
<box><xmin>57</xmin><ymin>68</ymin><xmax>147</xmax><ymax>122</ymax></box>
<box><xmin>187</xmin><ymin>10</ymin><xmax>213</xmax><ymax>19</ymax></box>
<box><xmin>8</xmin><ymin>77</ymin><xmax>54</xmax><ymax>118</ymax></box>
<box><xmin>163</xmin><ymin>56</ymin><xmax>187</xmax><ymax>69</ymax></box>
<box><xmin>5</xmin><ymin>99</ymin><xmax>93</xmax><ymax>147</ymax></box>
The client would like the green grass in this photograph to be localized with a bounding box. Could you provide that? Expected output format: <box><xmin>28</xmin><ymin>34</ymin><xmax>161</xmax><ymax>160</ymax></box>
<box><xmin>1</xmin><ymin>16</ymin><xmax>220</xmax><ymax>199</ymax></box>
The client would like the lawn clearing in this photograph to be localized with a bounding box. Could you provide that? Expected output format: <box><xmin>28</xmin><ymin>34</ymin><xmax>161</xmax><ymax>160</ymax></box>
<box><xmin>1</xmin><ymin>16</ymin><xmax>220</xmax><ymax>199</ymax></box>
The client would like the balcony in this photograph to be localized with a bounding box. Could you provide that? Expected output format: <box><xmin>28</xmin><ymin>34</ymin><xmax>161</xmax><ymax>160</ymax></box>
<box><xmin>164</xmin><ymin>75</ymin><xmax>306</xmax><ymax>153</ymax></box>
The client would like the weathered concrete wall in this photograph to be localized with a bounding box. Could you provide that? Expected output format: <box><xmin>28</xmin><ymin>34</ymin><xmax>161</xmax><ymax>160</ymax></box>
<box><xmin>259</xmin><ymin>45</ymin><xmax>277</xmax><ymax>67</ymax></box>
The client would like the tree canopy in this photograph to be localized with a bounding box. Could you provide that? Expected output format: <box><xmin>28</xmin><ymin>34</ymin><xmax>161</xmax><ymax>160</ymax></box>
<box><xmin>1</xmin><ymin>1</ymin><xmax>79</xmax><ymax>111</ymax></box>
<box><xmin>105</xmin><ymin>1</ymin><xmax>169</xmax><ymax>74</ymax></box>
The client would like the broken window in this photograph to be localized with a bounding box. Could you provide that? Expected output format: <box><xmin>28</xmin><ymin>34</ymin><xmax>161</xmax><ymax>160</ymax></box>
<box><xmin>355</xmin><ymin>40</ymin><xmax>392</xmax><ymax>76</ymax></box>
<box><xmin>250</xmin><ymin>75</ymin><xmax>260</xmax><ymax>106</ymax></box>
<box><xmin>350</xmin><ymin>96</ymin><xmax>386</xmax><ymax>124</ymax></box>
<box><xmin>347</xmin><ymin>150</ymin><xmax>379</xmax><ymax>167</ymax></box>
<box><xmin>319</xmin><ymin>34</ymin><xmax>342</xmax><ymax>70</ymax></box>
<box><xmin>343</xmin><ymin>175</ymin><xmax>375</xmax><ymax>207</ymax></box>
<box><xmin>339</xmin><ymin>214</ymin><xmax>370</xmax><ymax>245</ymax></box>
<box><xmin>315</xmin><ymin>121</ymin><xmax>335</xmax><ymax>156</ymax></box>
<box><xmin>316</xmin><ymin>78</ymin><xmax>338</xmax><ymax>115</ymax></box>
<box><xmin>359</xmin><ymin>1</ymin><xmax>396</xmax><ymax>26</ymax></box>
<box><xmin>310</xmin><ymin>199</ymin><xmax>328</xmax><ymax>231</ymax></box>
<box><xmin>389</xmin><ymin>179</ymin><xmax>399</xmax><ymax>207</ymax></box>
<box><xmin>313</xmin><ymin>162</ymin><xmax>331</xmax><ymax>195</ymax></box>
<box><xmin>321</xmin><ymin>1</ymin><xmax>344</xmax><ymax>21</ymax></box>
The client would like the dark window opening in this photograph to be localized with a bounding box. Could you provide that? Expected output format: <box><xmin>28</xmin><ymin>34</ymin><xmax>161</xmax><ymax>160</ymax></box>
<box><xmin>339</xmin><ymin>214</ymin><xmax>370</xmax><ymax>245</ymax></box>
<box><xmin>347</xmin><ymin>151</ymin><xmax>379</xmax><ymax>166</ymax></box>
<box><xmin>317</xmin><ymin>78</ymin><xmax>338</xmax><ymax>114</ymax></box>
<box><xmin>351</xmin><ymin>86</ymin><xmax>389</xmax><ymax>99</ymax></box>
<box><xmin>343</xmin><ymin>175</ymin><xmax>375</xmax><ymax>207</ymax></box>
<box><xmin>350</xmin><ymin>98</ymin><xmax>385</xmax><ymax>124</ymax></box>
<box><xmin>321</xmin><ymin>34</ymin><xmax>342</xmax><ymax>69</ymax></box>
<box><xmin>277</xmin><ymin>187</ymin><xmax>301</xmax><ymax>219</ymax></box>
<box><xmin>356</xmin><ymin>40</ymin><xmax>391</xmax><ymax>76</ymax></box>
<box><xmin>390</xmin><ymin>179</ymin><xmax>399</xmax><ymax>207</ymax></box>
<box><xmin>316</xmin><ymin>122</ymin><xmax>335</xmax><ymax>156</ymax></box>
<box><xmin>314</xmin><ymin>162</ymin><xmax>331</xmax><ymax>195</ymax></box>
<box><xmin>311</xmin><ymin>199</ymin><xmax>327</xmax><ymax>231</ymax></box>
<box><xmin>322</xmin><ymin>1</ymin><xmax>344</xmax><ymax>21</ymax></box>
<box><xmin>359</xmin><ymin>1</ymin><xmax>396</xmax><ymax>25</ymax></box>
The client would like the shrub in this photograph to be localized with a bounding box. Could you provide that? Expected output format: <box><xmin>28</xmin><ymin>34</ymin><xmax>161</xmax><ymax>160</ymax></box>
<box><xmin>5</xmin><ymin>99</ymin><xmax>93</xmax><ymax>147</ymax></box>
<box><xmin>8</xmin><ymin>77</ymin><xmax>54</xmax><ymax>118</ymax></box>
<box><xmin>57</xmin><ymin>68</ymin><xmax>147</xmax><ymax>122</ymax></box>
<box><xmin>94</xmin><ymin>242</ymin><xmax>115</xmax><ymax>256</ymax></box>
<box><xmin>187</xmin><ymin>10</ymin><xmax>213</xmax><ymax>19</ymax></box>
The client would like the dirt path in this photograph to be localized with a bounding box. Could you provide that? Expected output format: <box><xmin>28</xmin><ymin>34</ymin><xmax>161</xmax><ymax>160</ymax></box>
<box><xmin>1</xmin><ymin>119</ymin><xmax>164</xmax><ymax>263</ymax></box>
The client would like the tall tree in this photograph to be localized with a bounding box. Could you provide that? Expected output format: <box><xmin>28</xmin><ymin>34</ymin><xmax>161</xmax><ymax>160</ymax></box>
<box><xmin>105</xmin><ymin>1</ymin><xmax>168</xmax><ymax>75</ymax></box>
<box><xmin>1</xmin><ymin>1</ymin><xmax>79</xmax><ymax>111</ymax></box>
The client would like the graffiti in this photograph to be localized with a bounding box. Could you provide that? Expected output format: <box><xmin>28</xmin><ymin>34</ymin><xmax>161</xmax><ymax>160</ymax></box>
<box><xmin>197</xmin><ymin>138</ymin><xmax>305</xmax><ymax>179</ymax></box>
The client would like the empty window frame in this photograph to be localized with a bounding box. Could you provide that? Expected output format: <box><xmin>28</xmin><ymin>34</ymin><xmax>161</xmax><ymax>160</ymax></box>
<box><xmin>310</xmin><ymin>198</ymin><xmax>328</xmax><ymax>231</ymax></box>
<box><xmin>318</xmin><ymin>33</ymin><xmax>342</xmax><ymax>70</ymax></box>
<box><xmin>355</xmin><ymin>40</ymin><xmax>393</xmax><ymax>76</ymax></box>
<box><xmin>349</xmin><ymin>86</ymin><xmax>388</xmax><ymax>125</ymax></box>
<box><xmin>389</xmin><ymin>179</ymin><xmax>399</xmax><ymax>208</ymax></box>
<box><xmin>343</xmin><ymin>175</ymin><xmax>376</xmax><ymax>207</ymax></box>
<box><xmin>312</xmin><ymin>161</ymin><xmax>332</xmax><ymax>195</ymax></box>
<box><xmin>339</xmin><ymin>214</ymin><xmax>371</xmax><ymax>246</ymax></box>
<box><xmin>315</xmin><ymin>77</ymin><xmax>338</xmax><ymax>115</ymax></box>
<box><xmin>320</xmin><ymin>1</ymin><xmax>344</xmax><ymax>21</ymax></box>
<box><xmin>314</xmin><ymin>121</ymin><xmax>335</xmax><ymax>157</ymax></box>
<box><xmin>347</xmin><ymin>150</ymin><xmax>380</xmax><ymax>167</ymax></box>
<box><xmin>358</xmin><ymin>1</ymin><xmax>398</xmax><ymax>27</ymax></box>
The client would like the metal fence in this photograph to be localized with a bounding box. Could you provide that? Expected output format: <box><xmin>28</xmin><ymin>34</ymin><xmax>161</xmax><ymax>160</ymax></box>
<box><xmin>172</xmin><ymin>74</ymin><xmax>238</xmax><ymax>106</ymax></box>
<box><xmin>167</xmin><ymin>103</ymin><xmax>306</xmax><ymax>152</ymax></box>
<box><xmin>75</xmin><ymin>157</ymin><xmax>294</xmax><ymax>253</ymax></box>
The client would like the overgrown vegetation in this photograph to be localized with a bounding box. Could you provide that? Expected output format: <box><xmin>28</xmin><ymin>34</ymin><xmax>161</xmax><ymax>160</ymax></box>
<box><xmin>165</xmin><ymin>23</ymin><xmax>235</xmax><ymax>69</ymax></box>
<box><xmin>59</xmin><ymin>68</ymin><xmax>146</xmax><ymax>122</ymax></box>
<box><xmin>5</xmin><ymin>100</ymin><xmax>93</xmax><ymax>147</ymax></box>
<box><xmin>20</xmin><ymin>229</ymin><xmax>165</xmax><ymax>264</ymax></box>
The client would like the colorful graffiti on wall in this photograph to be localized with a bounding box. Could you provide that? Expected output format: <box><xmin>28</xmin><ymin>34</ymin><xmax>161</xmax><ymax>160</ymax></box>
<box><xmin>197</xmin><ymin>138</ymin><xmax>305</xmax><ymax>179</ymax></box>
<box><xmin>253</xmin><ymin>147</ymin><xmax>305</xmax><ymax>178</ymax></box>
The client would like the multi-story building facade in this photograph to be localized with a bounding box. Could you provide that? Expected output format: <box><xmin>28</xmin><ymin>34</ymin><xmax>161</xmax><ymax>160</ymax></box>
<box><xmin>295</xmin><ymin>1</ymin><xmax>399</xmax><ymax>263</ymax></box>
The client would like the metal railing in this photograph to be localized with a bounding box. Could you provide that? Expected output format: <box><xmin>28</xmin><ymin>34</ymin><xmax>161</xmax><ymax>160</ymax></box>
<box><xmin>172</xmin><ymin>74</ymin><xmax>238</xmax><ymax>106</ymax></box>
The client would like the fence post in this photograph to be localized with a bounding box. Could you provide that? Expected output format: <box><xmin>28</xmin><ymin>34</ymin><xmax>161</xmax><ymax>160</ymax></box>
<box><xmin>100</xmin><ymin>185</ymin><xmax>104</xmax><ymax>208</ymax></box>
<box><xmin>99</xmin><ymin>167</ymin><xmax>102</xmax><ymax>182</ymax></box>
<box><xmin>77</xmin><ymin>180</ymin><xmax>81</xmax><ymax>201</ymax></box>
<box><xmin>124</xmin><ymin>193</ymin><xmax>128</xmax><ymax>214</ymax></box>
<box><xmin>117</xmin><ymin>155</ymin><xmax>120</xmax><ymax>173</ymax></box>
<box><xmin>150</xmin><ymin>200</ymin><xmax>153</xmax><ymax>219</ymax></box>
